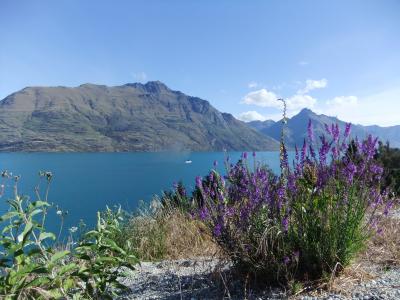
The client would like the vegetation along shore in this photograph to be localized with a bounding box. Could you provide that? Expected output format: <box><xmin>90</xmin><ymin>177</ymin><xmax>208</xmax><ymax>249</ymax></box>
<box><xmin>0</xmin><ymin>114</ymin><xmax>399</xmax><ymax>299</ymax></box>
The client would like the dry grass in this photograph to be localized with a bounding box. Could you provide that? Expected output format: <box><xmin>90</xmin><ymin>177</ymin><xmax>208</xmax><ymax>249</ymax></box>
<box><xmin>126</xmin><ymin>205</ymin><xmax>219</xmax><ymax>261</ymax></box>
<box><xmin>162</xmin><ymin>210</ymin><xmax>219</xmax><ymax>259</ymax></box>
<box><xmin>362</xmin><ymin>214</ymin><xmax>400</xmax><ymax>266</ymax></box>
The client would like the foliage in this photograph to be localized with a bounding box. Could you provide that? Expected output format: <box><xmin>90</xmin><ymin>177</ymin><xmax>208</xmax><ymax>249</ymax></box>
<box><xmin>160</xmin><ymin>181</ymin><xmax>192</xmax><ymax>212</ymax></box>
<box><xmin>0</xmin><ymin>172</ymin><xmax>138</xmax><ymax>299</ymax></box>
<box><xmin>193</xmin><ymin>121</ymin><xmax>396</xmax><ymax>284</ymax></box>
<box><xmin>375</xmin><ymin>141</ymin><xmax>400</xmax><ymax>196</ymax></box>
<box><xmin>74</xmin><ymin>206</ymin><xmax>138</xmax><ymax>298</ymax></box>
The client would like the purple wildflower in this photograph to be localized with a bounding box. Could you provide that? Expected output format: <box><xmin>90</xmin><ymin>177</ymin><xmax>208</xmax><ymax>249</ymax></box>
<box><xmin>344</xmin><ymin>162</ymin><xmax>357</xmax><ymax>183</ymax></box>
<box><xmin>301</xmin><ymin>139</ymin><xmax>307</xmax><ymax>166</ymax></box>
<box><xmin>242</xmin><ymin>152</ymin><xmax>248</xmax><ymax>159</ymax></box>
<box><xmin>213</xmin><ymin>223</ymin><xmax>222</xmax><ymax>237</ymax></box>
<box><xmin>324</xmin><ymin>123</ymin><xmax>331</xmax><ymax>135</ymax></box>
<box><xmin>344</xmin><ymin>123</ymin><xmax>351</xmax><ymax>139</ymax></box>
<box><xmin>213</xmin><ymin>160</ymin><xmax>218</xmax><ymax>168</ymax></box>
<box><xmin>282</xmin><ymin>215</ymin><xmax>289</xmax><ymax>232</ymax></box>
<box><xmin>370</xmin><ymin>164</ymin><xmax>383</xmax><ymax>181</ymax></box>
<box><xmin>195</xmin><ymin>176</ymin><xmax>202</xmax><ymax>188</ymax></box>
<box><xmin>283</xmin><ymin>256</ymin><xmax>290</xmax><ymax>265</ymax></box>
<box><xmin>277</xmin><ymin>186</ymin><xmax>285</xmax><ymax>203</ymax></box>
<box><xmin>309</xmin><ymin>144</ymin><xmax>316</xmax><ymax>159</ymax></box>
<box><xmin>252</xmin><ymin>151</ymin><xmax>256</xmax><ymax>157</ymax></box>
<box><xmin>307</xmin><ymin>119</ymin><xmax>314</xmax><ymax>142</ymax></box>
<box><xmin>199</xmin><ymin>207</ymin><xmax>209</xmax><ymax>220</ymax></box>
<box><xmin>384</xmin><ymin>201</ymin><xmax>394</xmax><ymax>216</ymax></box>
<box><xmin>319</xmin><ymin>136</ymin><xmax>330</xmax><ymax>165</ymax></box>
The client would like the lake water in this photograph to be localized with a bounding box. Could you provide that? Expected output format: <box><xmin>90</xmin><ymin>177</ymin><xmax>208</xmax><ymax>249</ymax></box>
<box><xmin>0</xmin><ymin>152</ymin><xmax>288</xmax><ymax>237</ymax></box>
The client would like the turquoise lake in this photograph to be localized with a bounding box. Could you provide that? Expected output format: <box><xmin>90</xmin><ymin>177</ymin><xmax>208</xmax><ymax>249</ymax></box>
<box><xmin>0</xmin><ymin>152</ymin><xmax>291</xmax><ymax>238</ymax></box>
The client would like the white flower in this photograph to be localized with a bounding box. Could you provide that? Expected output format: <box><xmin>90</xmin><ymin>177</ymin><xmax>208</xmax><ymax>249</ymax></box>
<box><xmin>69</xmin><ymin>226</ymin><xmax>78</xmax><ymax>233</ymax></box>
<box><xmin>56</xmin><ymin>210</ymin><xmax>62</xmax><ymax>216</ymax></box>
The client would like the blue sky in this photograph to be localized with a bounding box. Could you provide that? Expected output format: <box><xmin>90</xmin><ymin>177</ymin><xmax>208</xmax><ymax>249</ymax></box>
<box><xmin>1</xmin><ymin>0</ymin><xmax>399</xmax><ymax>126</ymax></box>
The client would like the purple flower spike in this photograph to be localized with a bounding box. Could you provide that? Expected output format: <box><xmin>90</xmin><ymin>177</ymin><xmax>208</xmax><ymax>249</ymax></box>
<box><xmin>344</xmin><ymin>162</ymin><xmax>357</xmax><ymax>183</ymax></box>
<box><xmin>344</xmin><ymin>123</ymin><xmax>351</xmax><ymax>139</ymax></box>
<box><xmin>384</xmin><ymin>201</ymin><xmax>394</xmax><ymax>216</ymax></box>
<box><xmin>199</xmin><ymin>207</ymin><xmax>209</xmax><ymax>220</ymax></box>
<box><xmin>282</xmin><ymin>215</ymin><xmax>289</xmax><ymax>232</ymax></box>
<box><xmin>283</xmin><ymin>256</ymin><xmax>290</xmax><ymax>265</ymax></box>
<box><xmin>301</xmin><ymin>139</ymin><xmax>307</xmax><ymax>165</ymax></box>
<box><xmin>195</xmin><ymin>176</ymin><xmax>202</xmax><ymax>188</ymax></box>
<box><xmin>242</xmin><ymin>152</ymin><xmax>248</xmax><ymax>159</ymax></box>
<box><xmin>252</xmin><ymin>151</ymin><xmax>256</xmax><ymax>157</ymax></box>
<box><xmin>307</xmin><ymin>119</ymin><xmax>314</xmax><ymax>142</ymax></box>
<box><xmin>324</xmin><ymin>123</ymin><xmax>331</xmax><ymax>135</ymax></box>
<box><xmin>214</xmin><ymin>223</ymin><xmax>222</xmax><ymax>237</ymax></box>
<box><xmin>333</xmin><ymin>124</ymin><xmax>340</xmax><ymax>143</ymax></box>
<box><xmin>213</xmin><ymin>160</ymin><xmax>218</xmax><ymax>168</ymax></box>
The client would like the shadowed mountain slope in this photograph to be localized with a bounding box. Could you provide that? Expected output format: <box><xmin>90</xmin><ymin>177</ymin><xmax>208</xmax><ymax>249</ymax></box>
<box><xmin>0</xmin><ymin>81</ymin><xmax>279</xmax><ymax>152</ymax></box>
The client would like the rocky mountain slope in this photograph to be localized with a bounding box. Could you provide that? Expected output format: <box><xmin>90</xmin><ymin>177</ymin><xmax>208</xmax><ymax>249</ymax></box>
<box><xmin>0</xmin><ymin>81</ymin><xmax>279</xmax><ymax>152</ymax></box>
<box><xmin>248</xmin><ymin>108</ymin><xmax>400</xmax><ymax>148</ymax></box>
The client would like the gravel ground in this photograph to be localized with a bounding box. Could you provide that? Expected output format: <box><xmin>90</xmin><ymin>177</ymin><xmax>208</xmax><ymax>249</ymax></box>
<box><xmin>301</xmin><ymin>265</ymin><xmax>400</xmax><ymax>300</ymax></box>
<box><xmin>117</xmin><ymin>258</ymin><xmax>287</xmax><ymax>299</ymax></box>
<box><xmin>117</xmin><ymin>258</ymin><xmax>400</xmax><ymax>300</ymax></box>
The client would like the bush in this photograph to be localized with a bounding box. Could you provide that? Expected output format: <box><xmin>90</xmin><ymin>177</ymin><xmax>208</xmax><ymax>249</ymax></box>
<box><xmin>375</xmin><ymin>141</ymin><xmax>400</xmax><ymax>196</ymax></box>
<box><xmin>0</xmin><ymin>172</ymin><xmax>138</xmax><ymax>299</ymax></box>
<box><xmin>194</xmin><ymin>122</ymin><xmax>396</xmax><ymax>284</ymax></box>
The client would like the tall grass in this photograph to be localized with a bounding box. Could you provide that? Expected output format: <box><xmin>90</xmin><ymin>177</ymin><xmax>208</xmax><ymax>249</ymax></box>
<box><xmin>123</xmin><ymin>199</ymin><xmax>217</xmax><ymax>261</ymax></box>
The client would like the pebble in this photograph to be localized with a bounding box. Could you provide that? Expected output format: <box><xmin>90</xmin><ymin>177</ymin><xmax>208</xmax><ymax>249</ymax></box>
<box><xmin>115</xmin><ymin>257</ymin><xmax>400</xmax><ymax>299</ymax></box>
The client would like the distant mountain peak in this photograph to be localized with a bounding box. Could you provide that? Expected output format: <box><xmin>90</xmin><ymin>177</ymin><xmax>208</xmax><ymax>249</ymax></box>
<box><xmin>124</xmin><ymin>81</ymin><xmax>170</xmax><ymax>93</ymax></box>
<box><xmin>248</xmin><ymin>107</ymin><xmax>400</xmax><ymax>148</ymax></box>
<box><xmin>297</xmin><ymin>107</ymin><xmax>315</xmax><ymax>116</ymax></box>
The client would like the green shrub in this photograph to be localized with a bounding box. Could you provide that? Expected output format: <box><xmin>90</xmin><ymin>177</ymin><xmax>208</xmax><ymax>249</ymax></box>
<box><xmin>0</xmin><ymin>171</ymin><xmax>138</xmax><ymax>299</ymax></box>
<box><xmin>375</xmin><ymin>141</ymin><xmax>400</xmax><ymax>195</ymax></box>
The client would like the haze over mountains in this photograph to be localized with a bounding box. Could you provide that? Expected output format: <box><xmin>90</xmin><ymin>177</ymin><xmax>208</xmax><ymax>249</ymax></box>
<box><xmin>0</xmin><ymin>81</ymin><xmax>398</xmax><ymax>152</ymax></box>
<box><xmin>248</xmin><ymin>108</ymin><xmax>400</xmax><ymax>148</ymax></box>
<box><xmin>0</xmin><ymin>81</ymin><xmax>279</xmax><ymax>152</ymax></box>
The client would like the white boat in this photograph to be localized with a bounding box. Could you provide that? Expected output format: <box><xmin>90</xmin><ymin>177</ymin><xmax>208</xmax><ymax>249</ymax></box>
<box><xmin>185</xmin><ymin>160</ymin><xmax>192</xmax><ymax>164</ymax></box>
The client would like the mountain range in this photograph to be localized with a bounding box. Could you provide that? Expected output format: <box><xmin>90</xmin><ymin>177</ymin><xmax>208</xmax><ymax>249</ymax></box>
<box><xmin>248</xmin><ymin>108</ymin><xmax>400</xmax><ymax>148</ymax></box>
<box><xmin>0</xmin><ymin>81</ymin><xmax>279</xmax><ymax>152</ymax></box>
<box><xmin>0</xmin><ymin>81</ymin><xmax>398</xmax><ymax>152</ymax></box>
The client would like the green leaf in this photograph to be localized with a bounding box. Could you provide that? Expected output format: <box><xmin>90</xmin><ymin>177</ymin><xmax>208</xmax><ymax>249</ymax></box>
<box><xmin>58</xmin><ymin>263</ymin><xmax>78</xmax><ymax>275</ymax></box>
<box><xmin>39</xmin><ymin>232</ymin><xmax>56</xmax><ymax>242</ymax></box>
<box><xmin>31</xmin><ymin>200</ymin><xmax>51</xmax><ymax>208</ymax></box>
<box><xmin>25</xmin><ymin>276</ymin><xmax>51</xmax><ymax>288</ymax></box>
<box><xmin>31</xmin><ymin>266</ymin><xmax>50</xmax><ymax>274</ymax></box>
<box><xmin>30</xmin><ymin>208</ymin><xmax>43</xmax><ymax>217</ymax></box>
<box><xmin>50</xmin><ymin>250</ymin><xmax>70</xmax><ymax>264</ymax></box>
<box><xmin>27</xmin><ymin>247</ymin><xmax>42</xmax><ymax>257</ymax></box>
<box><xmin>17</xmin><ymin>221</ymin><xmax>33</xmax><ymax>244</ymax></box>
<box><xmin>0</xmin><ymin>211</ymin><xmax>19</xmax><ymax>222</ymax></box>
<box><xmin>95</xmin><ymin>257</ymin><xmax>116</xmax><ymax>263</ymax></box>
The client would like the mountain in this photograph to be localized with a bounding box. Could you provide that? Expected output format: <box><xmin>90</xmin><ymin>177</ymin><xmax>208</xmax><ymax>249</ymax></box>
<box><xmin>248</xmin><ymin>108</ymin><xmax>400</xmax><ymax>148</ymax></box>
<box><xmin>0</xmin><ymin>81</ymin><xmax>279</xmax><ymax>152</ymax></box>
<box><xmin>247</xmin><ymin>120</ymin><xmax>276</xmax><ymax>132</ymax></box>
